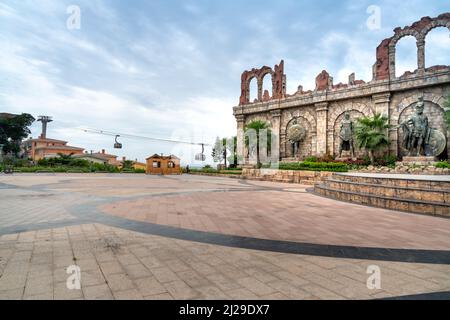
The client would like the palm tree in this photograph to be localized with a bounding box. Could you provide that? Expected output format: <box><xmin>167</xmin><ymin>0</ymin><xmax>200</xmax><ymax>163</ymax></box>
<box><xmin>245</xmin><ymin>120</ymin><xmax>272</xmax><ymax>168</ymax></box>
<box><xmin>57</xmin><ymin>152</ymin><xmax>75</xmax><ymax>165</ymax></box>
<box><xmin>354</xmin><ymin>113</ymin><xmax>390</xmax><ymax>164</ymax></box>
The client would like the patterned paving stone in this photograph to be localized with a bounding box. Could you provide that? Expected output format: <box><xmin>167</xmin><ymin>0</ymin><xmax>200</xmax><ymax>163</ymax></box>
<box><xmin>0</xmin><ymin>223</ymin><xmax>448</xmax><ymax>300</ymax></box>
<box><xmin>0</xmin><ymin>174</ymin><xmax>449</xmax><ymax>300</ymax></box>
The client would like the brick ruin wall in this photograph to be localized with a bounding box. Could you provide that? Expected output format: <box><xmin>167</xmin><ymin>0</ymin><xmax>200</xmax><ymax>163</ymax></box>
<box><xmin>233</xmin><ymin>14</ymin><xmax>450</xmax><ymax>161</ymax></box>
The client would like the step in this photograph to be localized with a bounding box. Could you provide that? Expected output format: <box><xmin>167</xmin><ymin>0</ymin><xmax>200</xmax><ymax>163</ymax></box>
<box><xmin>314</xmin><ymin>184</ymin><xmax>450</xmax><ymax>217</ymax></box>
<box><xmin>332</xmin><ymin>173</ymin><xmax>450</xmax><ymax>191</ymax></box>
<box><xmin>323</xmin><ymin>179</ymin><xmax>450</xmax><ymax>204</ymax></box>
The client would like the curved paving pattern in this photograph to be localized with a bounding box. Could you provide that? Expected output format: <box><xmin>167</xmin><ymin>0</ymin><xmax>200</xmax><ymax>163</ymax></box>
<box><xmin>1</xmin><ymin>173</ymin><xmax>450</xmax><ymax>300</ymax></box>
<box><xmin>98</xmin><ymin>180</ymin><xmax>450</xmax><ymax>251</ymax></box>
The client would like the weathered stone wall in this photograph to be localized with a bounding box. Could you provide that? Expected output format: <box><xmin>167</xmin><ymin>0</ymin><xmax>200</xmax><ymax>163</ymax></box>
<box><xmin>242</xmin><ymin>168</ymin><xmax>333</xmax><ymax>185</ymax></box>
<box><xmin>234</xmin><ymin>14</ymin><xmax>450</xmax><ymax>162</ymax></box>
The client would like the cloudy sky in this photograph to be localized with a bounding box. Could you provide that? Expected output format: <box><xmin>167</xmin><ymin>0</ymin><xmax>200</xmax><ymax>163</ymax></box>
<box><xmin>1</xmin><ymin>0</ymin><xmax>449</xmax><ymax>165</ymax></box>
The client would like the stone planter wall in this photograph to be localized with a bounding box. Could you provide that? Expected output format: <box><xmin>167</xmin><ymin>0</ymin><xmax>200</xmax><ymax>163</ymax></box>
<box><xmin>242</xmin><ymin>168</ymin><xmax>333</xmax><ymax>185</ymax></box>
<box><xmin>187</xmin><ymin>172</ymin><xmax>242</xmax><ymax>179</ymax></box>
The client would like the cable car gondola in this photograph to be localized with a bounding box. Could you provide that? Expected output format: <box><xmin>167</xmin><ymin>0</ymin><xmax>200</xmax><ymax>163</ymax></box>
<box><xmin>114</xmin><ymin>135</ymin><xmax>122</xmax><ymax>149</ymax></box>
<box><xmin>195</xmin><ymin>143</ymin><xmax>206</xmax><ymax>161</ymax></box>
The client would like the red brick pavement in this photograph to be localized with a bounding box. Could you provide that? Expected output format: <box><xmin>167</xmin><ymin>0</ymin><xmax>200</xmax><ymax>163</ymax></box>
<box><xmin>100</xmin><ymin>188</ymin><xmax>450</xmax><ymax>251</ymax></box>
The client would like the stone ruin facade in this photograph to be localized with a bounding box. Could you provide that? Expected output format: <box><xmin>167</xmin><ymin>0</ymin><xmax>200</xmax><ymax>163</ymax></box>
<box><xmin>233</xmin><ymin>13</ymin><xmax>450</xmax><ymax>162</ymax></box>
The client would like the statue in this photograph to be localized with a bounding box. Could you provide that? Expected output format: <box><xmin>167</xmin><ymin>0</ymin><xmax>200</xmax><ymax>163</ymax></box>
<box><xmin>400</xmin><ymin>97</ymin><xmax>431</xmax><ymax>157</ymax></box>
<box><xmin>287</xmin><ymin>119</ymin><xmax>306</xmax><ymax>158</ymax></box>
<box><xmin>338</xmin><ymin>112</ymin><xmax>355</xmax><ymax>158</ymax></box>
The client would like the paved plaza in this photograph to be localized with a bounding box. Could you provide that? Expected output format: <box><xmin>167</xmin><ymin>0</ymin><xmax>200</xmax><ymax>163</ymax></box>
<box><xmin>0</xmin><ymin>173</ymin><xmax>450</xmax><ymax>300</ymax></box>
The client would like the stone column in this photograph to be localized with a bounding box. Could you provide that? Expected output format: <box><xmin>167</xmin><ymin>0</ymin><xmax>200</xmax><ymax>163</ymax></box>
<box><xmin>315</xmin><ymin>102</ymin><xmax>329</xmax><ymax>157</ymax></box>
<box><xmin>372</xmin><ymin>93</ymin><xmax>391</xmax><ymax>117</ymax></box>
<box><xmin>280</xmin><ymin>133</ymin><xmax>287</xmax><ymax>159</ymax></box>
<box><xmin>389</xmin><ymin>45</ymin><xmax>396</xmax><ymax>79</ymax></box>
<box><xmin>235</xmin><ymin>114</ymin><xmax>246</xmax><ymax>166</ymax></box>
<box><xmin>372</xmin><ymin>93</ymin><xmax>395</xmax><ymax>156</ymax></box>
<box><xmin>417</xmin><ymin>39</ymin><xmax>425</xmax><ymax>75</ymax></box>
<box><xmin>270</xmin><ymin>109</ymin><xmax>281</xmax><ymax>163</ymax></box>
<box><xmin>257</xmin><ymin>78</ymin><xmax>263</xmax><ymax>102</ymax></box>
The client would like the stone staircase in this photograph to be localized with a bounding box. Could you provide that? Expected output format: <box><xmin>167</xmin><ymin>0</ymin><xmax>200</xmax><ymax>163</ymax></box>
<box><xmin>314</xmin><ymin>173</ymin><xmax>450</xmax><ymax>217</ymax></box>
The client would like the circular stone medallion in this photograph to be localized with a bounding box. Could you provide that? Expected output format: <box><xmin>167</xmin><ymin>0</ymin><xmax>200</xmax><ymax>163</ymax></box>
<box><xmin>287</xmin><ymin>124</ymin><xmax>306</xmax><ymax>143</ymax></box>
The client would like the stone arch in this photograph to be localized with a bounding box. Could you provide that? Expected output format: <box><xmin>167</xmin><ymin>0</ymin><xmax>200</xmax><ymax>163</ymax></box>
<box><xmin>383</xmin><ymin>14</ymin><xmax>450</xmax><ymax>79</ymax></box>
<box><xmin>240</xmin><ymin>66</ymin><xmax>274</xmax><ymax>104</ymax></box>
<box><xmin>280</xmin><ymin>109</ymin><xmax>316</xmax><ymax>158</ymax></box>
<box><xmin>391</xmin><ymin>93</ymin><xmax>447</xmax><ymax>124</ymax></box>
<box><xmin>389</xmin><ymin>29</ymin><xmax>421</xmax><ymax>48</ymax></box>
<box><xmin>328</xmin><ymin>102</ymin><xmax>374</xmax><ymax>132</ymax></box>
<box><xmin>421</xmin><ymin>19</ymin><xmax>450</xmax><ymax>38</ymax></box>
<box><xmin>243</xmin><ymin>115</ymin><xmax>272</xmax><ymax>162</ymax></box>
<box><xmin>261</xmin><ymin>72</ymin><xmax>274</xmax><ymax>101</ymax></box>
<box><xmin>391</xmin><ymin>93</ymin><xmax>449</xmax><ymax>158</ymax></box>
<box><xmin>389</xmin><ymin>30</ymin><xmax>420</xmax><ymax>79</ymax></box>
<box><xmin>327</xmin><ymin>102</ymin><xmax>374</xmax><ymax>157</ymax></box>
<box><xmin>244</xmin><ymin>115</ymin><xmax>271</xmax><ymax>128</ymax></box>
<box><xmin>281</xmin><ymin>109</ymin><xmax>317</xmax><ymax>133</ymax></box>
<box><xmin>332</xmin><ymin>110</ymin><xmax>365</xmax><ymax>158</ymax></box>
<box><xmin>423</xmin><ymin>26</ymin><xmax>450</xmax><ymax>68</ymax></box>
<box><xmin>248</xmin><ymin>76</ymin><xmax>258</xmax><ymax>103</ymax></box>
<box><xmin>394</xmin><ymin>35</ymin><xmax>418</xmax><ymax>78</ymax></box>
<box><xmin>284</xmin><ymin>116</ymin><xmax>314</xmax><ymax>160</ymax></box>
<box><xmin>239</xmin><ymin>61</ymin><xmax>285</xmax><ymax>105</ymax></box>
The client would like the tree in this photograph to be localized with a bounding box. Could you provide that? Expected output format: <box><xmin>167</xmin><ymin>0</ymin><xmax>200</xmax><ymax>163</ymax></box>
<box><xmin>354</xmin><ymin>113</ymin><xmax>391</xmax><ymax>164</ymax></box>
<box><xmin>56</xmin><ymin>153</ymin><xmax>75</xmax><ymax>165</ymax></box>
<box><xmin>212</xmin><ymin>137</ymin><xmax>227</xmax><ymax>168</ymax></box>
<box><xmin>0</xmin><ymin>113</ymin><xmax>35</xmax><ymax>157</ymax></box>
<box><xmin>226</xmin><ymin>136</ymin><xmax>238</xmax><ymax>168</ymax></box>
<box><xmin>245</xmin><ymin>120</ymin><xmax>272</xmax><ymax>168</ymax></box>
<box><xmin>122</xmin><ymin>160</ymin><xmax>134</xmax><ymax>170</ymax></box>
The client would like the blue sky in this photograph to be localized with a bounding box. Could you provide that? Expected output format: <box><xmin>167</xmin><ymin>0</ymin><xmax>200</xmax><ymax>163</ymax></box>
<box><xmin>1</xmin><ymin>0</ymin><xmax>449</xmax><ymax>164</ymax></box>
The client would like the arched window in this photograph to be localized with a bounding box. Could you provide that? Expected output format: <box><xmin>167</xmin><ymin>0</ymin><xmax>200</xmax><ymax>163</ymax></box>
<box><xmin>261</xmin><ymin>73</ymin><xmax>272</xmax><ymax>100</ymax></box>
<box><xmin>425</xmin><ymin>27</ymin><xmax>450</xmax><ymax>68</ymax></box>
<box><xmin>395</xmin><ymin>35</ymin><xmax>417</xmax><ymax>77</ymax></box>
<box><xmin>249</xmin><ymin>77</ymin><xmax>258</xmax><ymax>102</ymax></box>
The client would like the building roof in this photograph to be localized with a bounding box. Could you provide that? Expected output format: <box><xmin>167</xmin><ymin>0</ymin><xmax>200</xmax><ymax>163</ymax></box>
<box><xmin>24</xmin><ymin>138</ymin><xmax>68</xmax><ymax>144</ymax></box>
<box><xmin>91</xmin><ymin>151</ymin><xmax>117</xmax><ymax>160</ymax></box>
<box><xmin>146</xmin><ymin>154</ymin><xmax>180</xmax><ymax>160</ymax></box>
<box><xmin>73</xmin><ymin>154</ymin><xmax>109</xmax><ymax>162</ymax></box>
<box><xmin>35</xmin><ymin>145</ymin><xmax>84</xmax><ymax>151</ymax></box>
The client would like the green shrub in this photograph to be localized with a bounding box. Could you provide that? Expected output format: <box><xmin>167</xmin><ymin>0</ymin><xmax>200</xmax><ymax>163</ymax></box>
<box><xmin>218</xmin><ymin>170</ymin><xmax>242</xmax><ymax>175</ymax></box>
<box><xmin>305</xmin><ymin>156</ymin><xmax>318</xmax><ymax>162</ymax></box>
<box><xmin>225</xmin><ymin>167</ymin><xmax>242</xmax><ymax>171</ymax></box>
<box><xmin>436</xmin><ymin>161</ymin><xmax>450</xmax><ymax>169</ymax></box>
<box><xmin>375</xmin><ymin>155</ymin><xmax>398</xmax><ymax>167</ymax></box>
<box><xmin>279</xmin><ymin>161</ymin><xmax>348</xmax><ymax>172</ymax></box>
